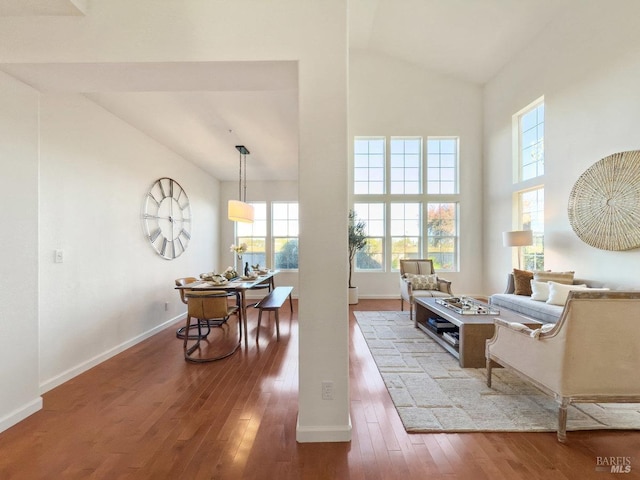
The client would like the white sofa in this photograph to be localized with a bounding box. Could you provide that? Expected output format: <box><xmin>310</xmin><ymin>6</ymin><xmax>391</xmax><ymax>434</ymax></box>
<box><xmin>489</xmin><ymin>273</ymin><xmax>606</xmax><ymax>324</ymax></box>
<box><xmin>486</xmin><ymin>290</ymin><xmax>640</xmax><ymax>442</ymax></box>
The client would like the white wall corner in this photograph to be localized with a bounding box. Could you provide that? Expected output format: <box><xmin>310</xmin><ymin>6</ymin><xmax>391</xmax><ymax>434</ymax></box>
<box><xmin>69</xmin><ymin>0</ymin><xmax>88</xmax><ymax>15</ymax></box>
<box><xmin>0</xmin><ymin>397</ymin><xmax>42</xmax><ymax>434</ymax></box>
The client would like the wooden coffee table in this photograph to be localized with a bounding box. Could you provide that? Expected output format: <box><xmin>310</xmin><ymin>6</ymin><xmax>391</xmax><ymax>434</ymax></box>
<box><xmin>414</xmin><ymin>297</ymin><xmax>541</xmax><ymax>368</ymax></box>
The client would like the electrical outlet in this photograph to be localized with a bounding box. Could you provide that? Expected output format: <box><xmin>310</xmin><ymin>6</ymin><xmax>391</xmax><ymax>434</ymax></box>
<box><xmin>321</xmin><ymin>381</ymin><xmax>334</xmax><ymax>400</ymax></box>
<box><xmin>54</xmin><ymin>249</ymin><xmax>64</xmax><ymax>263</ymax></box>
<box><xmin>164</xmin><ymin>302</ymin><xmax>170</xmax><ymax>311</ymax></box>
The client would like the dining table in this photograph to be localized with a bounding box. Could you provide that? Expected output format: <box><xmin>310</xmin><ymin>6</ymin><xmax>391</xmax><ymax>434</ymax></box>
<box><xmin>176</xmin><ymin>270</ymin><xmax>278</xmax><ymax>348</ymax></box>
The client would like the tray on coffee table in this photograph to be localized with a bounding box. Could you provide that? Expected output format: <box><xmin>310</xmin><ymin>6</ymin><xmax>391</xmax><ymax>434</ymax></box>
<box><xmin>435</xmin><ymin>296</ymin><xmax>500</xmax><ymax>315</ymax></box>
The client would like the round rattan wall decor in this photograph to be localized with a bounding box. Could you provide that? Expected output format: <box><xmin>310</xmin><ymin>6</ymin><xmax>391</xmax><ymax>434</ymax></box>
<box><xmin>568</xmin><ymin>150</ymin><xmax>640</xmax><ymax>251</ymax></box>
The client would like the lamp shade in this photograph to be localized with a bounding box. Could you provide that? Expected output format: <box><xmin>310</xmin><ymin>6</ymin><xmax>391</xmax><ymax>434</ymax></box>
<box><xmin>502</xmin><ymin>230</ymin><xmax>533</xmax><ymax>247</ymax></box>
<box><xmin>228</xmin><ymin>200</ymin><xmax>254</xmax><ymax>223</ymax></box>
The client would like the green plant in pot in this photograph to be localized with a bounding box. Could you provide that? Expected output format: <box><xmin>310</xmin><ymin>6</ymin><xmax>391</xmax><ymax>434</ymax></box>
<box><xmin>348</xmin><ymin>209</ymin><xmax>367</xmax><ymax>304</ymax></box>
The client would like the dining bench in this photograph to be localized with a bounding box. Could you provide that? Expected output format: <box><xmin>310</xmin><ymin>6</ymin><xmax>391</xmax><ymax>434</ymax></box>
<box><xmin>255</xmin><ymin>286</ymin><xmax>294</xmax><ymax>342</ymax></box>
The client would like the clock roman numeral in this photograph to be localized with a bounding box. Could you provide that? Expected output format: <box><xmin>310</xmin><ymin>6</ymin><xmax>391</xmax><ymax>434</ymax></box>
<box><xmin>147</xmin><ymin>192</ymin><xmax>161</xmax><ymax>207</ymax></box>
<box><xmin>159</xmin><ymin>180</ymin><xmax>168</xmax><ymax>199</ymax></box>
<box><xmin>180</xmin><ymin>228</ymin><xmax>191</xmax><ymax>240</ymax></box>
<box><xmin>149</xmin><ymin>228</ymin><xmax>162</xmax><ymax>243</ymax></box>
<box><xmin>160</xmin><ymin>238</ymin><xmax>168</xmax><ymax>256</ymax></box>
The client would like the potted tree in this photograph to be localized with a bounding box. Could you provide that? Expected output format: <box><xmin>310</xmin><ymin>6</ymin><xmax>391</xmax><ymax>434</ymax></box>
<box><xmin>348</xmin><ymin>209</ymin><xmax>367</xmax><ymax>304</ymax></box>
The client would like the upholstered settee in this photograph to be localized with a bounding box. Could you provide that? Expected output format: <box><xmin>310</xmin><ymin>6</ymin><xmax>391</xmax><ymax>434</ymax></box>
<box><xmin>399</xmin><ymin>259</ymin><xmax>453</xmax><ymax>319</ymax></box>
<box><xmin>489</xmin><ymin>271</ymin><xmax>607</xmax><ymax>324</ymax></box>
<box><xmin>486</xmin><ymin>290</ymin><xmax>640</xmax><ymax>442</ymax></box>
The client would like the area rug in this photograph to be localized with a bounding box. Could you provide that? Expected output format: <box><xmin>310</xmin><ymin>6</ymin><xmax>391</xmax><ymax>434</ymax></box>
<box><xmin>354</xmin><ymin>310</ymin><xmax>640</xmax><ymax>433</ymax></box>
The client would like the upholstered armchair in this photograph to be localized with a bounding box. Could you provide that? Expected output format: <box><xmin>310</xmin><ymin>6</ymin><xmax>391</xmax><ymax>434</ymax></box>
<box><xmin>486</xmin><ymin>290</ymin><xmax>640</xmax><ymax>442</ymax></box>
<box><xmin>399</xmin><ymin>259</ymin><xmax>453</xmax><ymax>319</ymax></box>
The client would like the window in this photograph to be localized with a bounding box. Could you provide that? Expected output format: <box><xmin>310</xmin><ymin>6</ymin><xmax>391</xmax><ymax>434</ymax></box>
<box><xmin>427</xmin><ymin>137</ymin><xmax>458</xmax><ymax>194</ymax></box>
<box><xmin>518</xmin><ymin>100</ymin><xmax>544</xmax><ymax>181</ymax></box>
<box><xmin>513</xmin><ymin>98</ymin><xmax>545</xmax><ymax>269</ymax></box>
<box><xmin>353</xmin><ymin>203</ymin><xmax>384</xmax><ymax>270</ymax></box>
<box><xmin>519</xmin><ymin>188</ymin><xmax>544</xmax><ymax>270</ymax></box>
<box><xmin>390</xmin><ymin>137</ymin><xmax>421</xmax><ymax>194</ymax></box>
<box><xmin>390</xmin><ymin>203</ymin><xmax>421</xmax><ymax>270</ymax></box>
<box><xmin>426</xmin><ymin>203</ymin><xmax>458</xmax><ymax>271</ymax></box>
<box><xmin>354</xmin><ymin>137</ymin><xmax>385</xmax><ymax>194</ymax></box>
<box><xmin>352</xmin><ymin>135</ymin><xmax>461</xmax><ymax>272</ymax></box>
<box><xmin>236</xmin><ymin>202</ymin><xmax>267</xmax><ymax>269</ymax></box>
<box><xmin>272</xmin><ymin>202</ymin><xmax>299</xmax><ymax>270</ymax></box>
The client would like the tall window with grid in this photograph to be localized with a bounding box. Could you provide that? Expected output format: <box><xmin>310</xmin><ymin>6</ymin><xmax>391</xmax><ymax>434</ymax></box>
<box><xmin>354</xmin><ymin>137</ymin><xmax>385</xmax><ymax>195</ymax></box>
<box><xmin>390</xmin><ymin>202</ymin><xmax>421</xmax><ymax>270</ymax></box>
<box><xmin>353</xmin><ymin>203</ymin><xmax>384</xmax><ymax>271</ymax></box>
<box><xmin>513</xmin><ymin>98</ymin><xmax>545</xmax><ymax>269</ymax></box>
<box><xmin>427</xmin><ymin>138</ymin><xmax>458</xmax><ymax>194</ymax></box>
<box><xmin>390</xmin><ymin>137</ymin><xmax>421</xmax><ymax>194</ymax></box>
<box><xmin>236</xmin><ymin>202</ymin><xmax>267</xmax><ymax>269</ymax></box>
<box><xmin>272</xmin><ymin>202</ymin><xmax>299</xmax><ymax>270</ymax></box>
<box><xmin>519</xmin><ymin>188</ymin><xmax>544</xmax><ymax>270</ymax></box>
<box><xmin>426</xmin><ymin>202</ymin><xmax>458</xmax><ymax>271</ymax></box>
<box><xmin>519</xmin><ymin>101</ymin><xmax>544</xmax><ymax>181</ymax></box>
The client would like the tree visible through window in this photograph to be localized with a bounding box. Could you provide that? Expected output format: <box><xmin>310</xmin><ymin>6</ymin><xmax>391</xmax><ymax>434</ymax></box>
<box><xmin>426</xmin><ymin>203</ymin><xmax>458</xmax><ymax>271</ymax></box>
<box><xmin>272</xmin><ymin>202</ymin><xmax>299</xmax><ymax>270</ymax></box>
<box><xmin>390</xmin><ymin>203</ymin><xmax>421</xmax><ymax>270</ymax></box>
<box><xmin>352</xmin><ymin>135</ymin><xmax>461</xmax><ymax>272</ymax></box>
<box><xmin>353</xmin><ymin>203</ymin><xmax>384</xmax><ymax>270</ymax></box>
<box><xmin>520</xmin><ymin>188</ymin><xmax>544</xmax><ymax>270</ymax></box>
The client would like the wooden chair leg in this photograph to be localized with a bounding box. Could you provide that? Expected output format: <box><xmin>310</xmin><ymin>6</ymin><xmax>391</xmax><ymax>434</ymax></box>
<box><xmin>558</xmin><ymin>398</ymin><xmax>569</xmax><ymax>443</ymax></box>
<box><xmin>486</xmin><ymin>358</ymin><xmax>492</xmax><ymax>388</ymax></box>
<box><xmin>274</xmin><ymin>309</ymin><xmax>280</xmax><ymax>341</ymax></box>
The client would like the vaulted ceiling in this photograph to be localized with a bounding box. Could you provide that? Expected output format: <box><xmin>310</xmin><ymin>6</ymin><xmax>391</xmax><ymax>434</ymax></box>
<box><xmin>0</xmin><ymin>0</ymin><xmax>584</xmax><ymax>180</ymax></box>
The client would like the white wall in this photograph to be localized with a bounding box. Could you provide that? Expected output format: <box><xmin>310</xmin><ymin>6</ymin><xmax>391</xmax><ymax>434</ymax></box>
<box><xmin>0</xmin><ymin>0</ymin><xmax>350</xmax><ymax>442</ymax></box>
<box><xmin>0</xmin><ymin>73</ymin><xmax>42</xmax><ymax>432</ymax></box>
<box><xmin>349</xmin><ymin>50</ymin><xmax>484</xmax><ymax>296</ymax></box>
<box><xmin>483</xmin><ymin>1</ymin><xmax>640</xmax><ymax>294</ymax></box>
<box><xmin>38</xmin><ymin>94</ymin><xmax>219</xmax><ymax>390</ymax></box>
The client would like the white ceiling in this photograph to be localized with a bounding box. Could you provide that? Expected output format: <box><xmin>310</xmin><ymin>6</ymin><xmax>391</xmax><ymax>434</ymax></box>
<box><xmin>349</xmin><ymin>0</ymin><xmax>578</xmax><ymax>85</ymax></box>
<box><xmin>0</xmin><ymin>0</ymin><xmax>583</xmax><ymax>181</ymax></box>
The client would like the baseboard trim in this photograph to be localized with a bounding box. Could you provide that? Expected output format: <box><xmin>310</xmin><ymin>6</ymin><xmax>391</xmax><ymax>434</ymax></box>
<box><xmin>0</xmin><ymin>396</ymin><xmax>42</xmax><ymax>434</ymax></box>
<box><xmin>353</xmin><ymin>295</ymin><xmax>399</xmax><ymax>300</ymax></box>
<box><xmin>39</xmin><ymin>314</ymin><xmax>185</xmax><ymax>394</ymax></box>
<box><xmin>295</xmin><ymin>415</ymin><xmax>352</xmax><ymax>443</ymax></box>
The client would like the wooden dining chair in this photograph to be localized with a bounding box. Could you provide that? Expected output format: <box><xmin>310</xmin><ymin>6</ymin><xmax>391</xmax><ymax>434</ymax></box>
<box><xmin>183</xmin><ymin>291</ymin><xmax>240</xmax><ymax>362</ymax></box>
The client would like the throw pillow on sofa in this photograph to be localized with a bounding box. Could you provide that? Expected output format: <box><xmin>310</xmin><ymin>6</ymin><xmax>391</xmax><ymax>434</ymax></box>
<box><xmin>546</xmin><ymin>282</ymin><xmax>587</xmax><ymax>305</ymax></box>
<box><xmin>534</xmin><ymin>270</ymin><xmax>575</xmax><ymax>285</ymax></box>
<box><xmin>547</xmin><ymin>283</ymin><xmax>610</xmax><ymax>306</ymax></box>
<box><xmin>405</xmin><ymin>273</ymin><xmax>439</xmax><ymax>290</ymax></box>
<box><xmin>513</xmin><ymin>268</ymin><xmax>534</xmax><ymax>295</ymax></box>
<box><xmin>530</xmin><ymin>280</ymin><xmax>550</xmax><ymax>302</ymax></box>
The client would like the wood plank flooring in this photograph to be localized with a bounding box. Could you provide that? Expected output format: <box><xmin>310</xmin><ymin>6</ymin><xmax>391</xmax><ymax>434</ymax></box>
<box><xmin>0</xmin><ymin>299</ymin><xmax>639</xmax><ymax>479</ymax></box>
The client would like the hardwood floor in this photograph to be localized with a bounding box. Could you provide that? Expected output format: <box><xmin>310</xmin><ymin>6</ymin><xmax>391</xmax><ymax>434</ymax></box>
<box><xmin>1</xmin><ymin>299</ymin><xmax>639</xmax><ymax>479</ymax></box>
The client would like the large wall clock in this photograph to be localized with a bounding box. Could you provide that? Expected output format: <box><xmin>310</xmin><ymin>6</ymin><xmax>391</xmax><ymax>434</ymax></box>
<box><xmin>143</xmin><ymin>177</ymin><xmax>192</xmax><ymax>259</ymax></box>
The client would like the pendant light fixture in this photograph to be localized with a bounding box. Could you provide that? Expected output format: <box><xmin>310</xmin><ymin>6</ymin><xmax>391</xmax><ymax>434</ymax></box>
<box><xmin>228</xmin><ymin>145</ymin><xmax>254</xmax><ymax>223</ymax></box>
